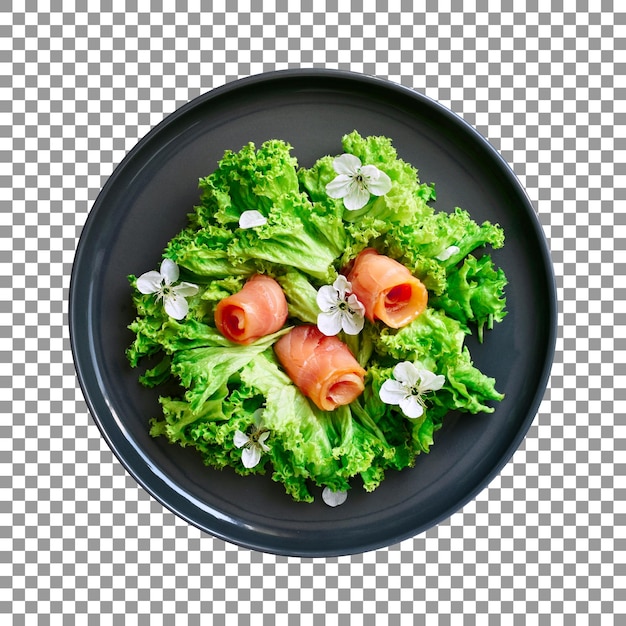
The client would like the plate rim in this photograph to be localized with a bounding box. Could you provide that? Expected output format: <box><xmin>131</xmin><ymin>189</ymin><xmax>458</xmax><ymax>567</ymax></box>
<box><xmin>69</xmin><ymin>68</ymin><xmax>558</xmax><ymax>557</ymax></box>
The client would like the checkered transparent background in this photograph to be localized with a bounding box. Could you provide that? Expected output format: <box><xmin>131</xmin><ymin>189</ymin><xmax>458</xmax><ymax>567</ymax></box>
<box><xmin>2</xmin><ymin>2</ymin><xmax>624</xmax><ymax>623</ymax></box>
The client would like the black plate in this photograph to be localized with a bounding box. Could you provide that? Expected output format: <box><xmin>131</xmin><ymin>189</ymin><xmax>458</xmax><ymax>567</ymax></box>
<box><xmin>69</xmin><ymin>69</ymin><xmax>556</xmax><ymax>557</ymax></box>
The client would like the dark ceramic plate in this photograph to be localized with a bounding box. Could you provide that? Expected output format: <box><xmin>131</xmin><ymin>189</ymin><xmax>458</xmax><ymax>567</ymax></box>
<box><xmin>69</xmin><ymin>69</ymin><xmax>556</xmax><ymax>557</ymax></box>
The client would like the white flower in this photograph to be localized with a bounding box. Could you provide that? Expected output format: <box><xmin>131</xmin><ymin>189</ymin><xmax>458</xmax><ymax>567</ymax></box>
<box><xmin>136</xmin><ymin>258</ymin><xmax>199</xmax><ymax>320</ymax></box>
<box><xmin>322</xmin><ymin>487</ymin><xmax>348</xmax><ymax>507</ymax></box>
<box><xmin>239</xmin><ymin>209</ymin><xmax>267</xmax><ymax>229</ymax></box>
<box><xmin>233</xmin><ymin>409</ymin><xmax>270</xmax><ymax>469</ymax></box>
<box><xmin>436</xmin><ymin>245</ymin><xmax>460</xmax><ymax>261</ymax></box>
<box><xmin>316</xmin><ymin>275</ymin><xmax>366</xmax><ymax>336</ymax></box>
<box><xmin>325</xmin><ymin>153</ymin><xmax>392</xmax><ymax>210</ymax></box>
<box><xmin>379</xmin><ymin>361</ymin><xmax>445</xmax><ymax>419</ymax></box>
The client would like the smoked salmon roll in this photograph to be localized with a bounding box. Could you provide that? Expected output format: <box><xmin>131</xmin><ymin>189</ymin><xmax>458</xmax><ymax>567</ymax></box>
<box><xmin>274</xmin><ymin>325</ymin><xmax>366</xmax><ymax>412</ymax></box>
<box><xmin>346</xmin><ymin>248</ymin><xmax>428</xmax><ymax>329</ymax></box>
<box><xmin>215</xmin><ymin>274</ymin><xmax>288</xmax><ymax>344</ymax></box>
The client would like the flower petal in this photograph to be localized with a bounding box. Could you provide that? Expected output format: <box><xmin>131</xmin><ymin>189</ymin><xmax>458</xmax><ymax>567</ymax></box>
<box><xmin>358</xmin><ymin>164</ymin><xmax>381</xmax><ymax>179</ymax></box>
<box><xmin>233</xmin><ymin>430</ymin><xmax>249</xmax><ymax>448</ymax></box>
<box><xmin>163</xmin><ymin>294</ymin><xmax>189</xmax><ymax>320</ymax></box>
<box><xmin>436</xmin><ymin>245</ymin><xmax>460</xmax><ymax>261</ymax></box>
<box><xmin>399</xmin><ymin>394</ymin><xmax>424</xmax><ymax>419</ymax></box>
<box><xmin>258</xmin><ymin>431</ymin><xmax>271</xmax><ymax>452</ymax></box>
<box><xmin>239</xmin><ymin>209</ymin><xmax>267</xmax><ymax>229</ymax></box>
<box><xmin>332</xmin><ymin>274</ymin><xmax>352</xmax><ymax>300</ymax></box>
<box><xmin>325</xmin><ymin>174</ymin><xmax>353</xmax><ymax>199</ymax></box>
<box><xmin>316</xmin><ymin>284</ymin><xmax>340</xmax><ymax>312</ymax></box>
<box><xmin>430</xmin><ymin>375</ymin><xmax>446</xmax><ymax>391</ymax></box>
<box><xmin>332</xmin><ymin>153</ymin><xmax>361</xmax><ymax>175</ymax></box>
<box><xmin>418</xmin><ymin>370</ymin><xmax>445</xmax><ymax>392</ymax></box>
<box><xmin>317</xmin><ymin>309</ymin><xmax>344</xmax><ymax>336</ymax></box>
<box><xmin>252</xmin><ymin>408</ymin><xmax>265</xmax><ymax>428</ymax></box>
<box><xmin>136</xmin><ymin>270</ymin><xmax>163</xmax><ymax>295</ymax></box>
<box><xmin>347</xmin><ymin>293</ymin><xmax>366</xmax><ymax>316</ymax></box>
<box><xmin>322</xmin><ymin>487</ymin><xmax>348</xmax><ymax>507</ymax></box>
<box><xmin>173</xmin><ymin>282</ymin><xmax>199</xmax><ymax>297</ymax></box>
<box><xmin>392</xmin><ymin>361</ymin><xmax>420</xmax><ymax>387</ymax></box>
<box><xmin>379</xmin><ymin>379</ymin><xmax>408</xmax><ymax>406</ymax></box>
<box><xmin>343</xmin><ymin>183</ymin><xmax>371</xmax><ymax>210</ymax></box>
<box><xmin>363</xmin><ymin>167</ymin><xmax>392</xmax><ymax>197</ymax></box>
<box><xmin>341</xmin><ymin>309</ymin><xmax>365</xmax><ymax>335</ymax></box>
<box><xmin>160</xmin><ymin>258</ymin><xmax>179</xmax><ymax>285</ymax></box>
<box><xmin>241</xmin><ymin>446</ymin><xmax>261</xmax><ymax>469</ymax></box>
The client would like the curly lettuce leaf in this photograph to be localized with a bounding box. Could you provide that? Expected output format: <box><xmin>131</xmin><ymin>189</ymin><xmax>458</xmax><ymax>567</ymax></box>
<box><xmin>429</xmin><ymin>254</ymin><xmax>507</xmax><ymax>341</ymax></box>
<box><xmin>239</xmin><ymin>351</ymin><xmax>347</xmax><ymax>500</ymax></box>
<box><xmin>375</xmin><ymin>308</ymin><xmax>503</xmax><ymax>414</ymax></box>
<box><xmin>171</xmin><ymin>328</ymin><xmax>291</xmax><ymax>412</ymax></box>
<box><xmin>226</xmin><ymin>191</ymin><xmax>346</xmax><ymax>281</ymax></box>
<box><xmin>127</xmin><ymin>314</ymin><xmax>233</xmax><ymax>370</ymax></box>
<box><xmin>239</xmin><ymin>351</ymin><xmax>418</xmax><ymax>498</ymax></box>
<box><xmin>340</xmin><ymin>131</ymin><xmax>435</xmax><ymax>227</ymax></box>
<box><xmin>192</xmin><ymin>139</ymin><xmax>301</xmax><ymax>228</ymax></box>
<box><xmin>150</xmin><ymin>383</ymin><xmax>275</xmax><ymax>477</ymax></box>
<box><xmin>150</xmin><ymin>384</ymin><xmax>231</xmax><ymax>444</ymax></box>
<box><xmin>364</xmin><ymin>364</ymin><xmax>440</xmax><ymax>457</ymax></box>
<box><xmin>384</xmin><ymin>207</ymin><xmax>505</xmax><ymax>295</ymax></box>
<box><xmin>275</xmin><ymin>269</ymin><xmax>322</xmax><ymax>324</ymax></box>
<box><xmin>165</xmin><ymin>225</ymin><xmax>256</xmax><ymax>280</ymax></box>
<box><xmin>298</xmin><ymin>131</ymin><xmax>436</xmax><ymax>266</ymax></box>
<box><xmin>174</xmin><ymin>140</ymin><xmax>348</xmax><ymax>281</ymax></box>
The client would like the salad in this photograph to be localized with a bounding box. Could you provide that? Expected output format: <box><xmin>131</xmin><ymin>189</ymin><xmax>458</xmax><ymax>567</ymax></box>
<box><xmin>126</xmin><ymin>131</ymin><xmax>507</xmax><ymax>506</ymax></box>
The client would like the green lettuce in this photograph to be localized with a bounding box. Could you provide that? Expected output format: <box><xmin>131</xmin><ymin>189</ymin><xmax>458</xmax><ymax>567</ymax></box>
<box><xmin>298</xmin><ymin>130</ymin><xmax>436</xmax><ymax>267</ymax></box>
<box><xmin>430</xmin><ymin>253</ymin><xmax>507</xmax><ymax>341</ymax></box>
<box><xmin>240</xmin><ymin>351</ymin><xmax>347</xmax><ymax>500</ymax></box>
<box><xmin>171</xmin><ymin>328</ymin><xmax>291</xmax><ymax>412</ymax></box>
<box><xmin>150</xmin><ymin>383</ymin><xmax>271</xmax><ymax>475</ymax></box>
<box><xmin>383</xmin><ymin>207</ymin><xmax>505</xmax><ymax>295</ymax></box>
<box><xmin>225</xmin><ymin>192</ymin><xmax>346</xmax><ymax>281</ymax></box>
<box><xmin>275</xmin><ymin>269</ymin><xmax>321</xmax><ymax>324</ymax></box>
<box><xmin>181</xmin><ymin>139</ymin><xmax>348</xmax><ymax>281</ymax></box>
<box><xmin>375</xmin><ymin>308</ymin><xmax>504</xmax><ymax>414</ymax></box>
<box><xmin>193</xmin><ymin>139</ymin><xmax>301</xmax><ymax>227</ymax></box>
<box><xmin>239</xmin><ymin>352</ymin><xmax>412</xmax><ymax>499</ymax></box>
<box><xmin>165</xmin><ymin>225</ymin><xmax>256</xmax><ymax>280</ymax></box>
